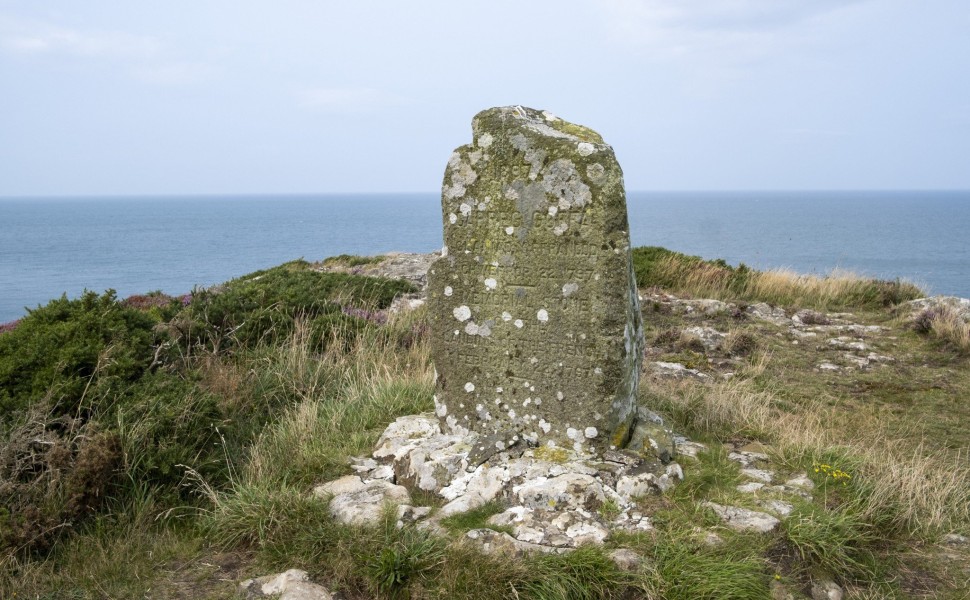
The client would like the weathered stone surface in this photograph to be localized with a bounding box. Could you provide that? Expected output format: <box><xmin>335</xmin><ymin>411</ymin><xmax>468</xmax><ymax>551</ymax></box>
<box><xmin>811</xmin><ymin>579</ymin><xmax>844</xmax><ymax>600</ymax></box>
<box><xmin>703</xmin><ymin>502</ymin><xmax>780</xmax><ymax>533</ymax></box>
<box><xmin>609</xmin><ymin>548</ymin><xmax>645</xmax><ymax>571</ymax></box>
<box><xmin>312</xmin><ymin>476</ymin><xmax>411</xmax><ymax>525</ymax></box>
<box><xmin>626</xmin><ymin>406</ymin><xmax>675</xmax><ymax>463</ymax></box>
<box><xmin>239</xmin><ymin>569</ymin><xmax>333</xmax><ymax>600</ymax></box>
<box><xmin>428</xmin><ymin>106</ymin><xmax>643</xmax><ymax>455</ymax></box>
<box><xmin>648</xmin><ymin>361</ymin><xmax>710</xmax><ymax>381</ymax></box>
<box><xmin>464</xmin><ymin>528</ymin><xmax>567</xmax><ymax>556</ymax></box>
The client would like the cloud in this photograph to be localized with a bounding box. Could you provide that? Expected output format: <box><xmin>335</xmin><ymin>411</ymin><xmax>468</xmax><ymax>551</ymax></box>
<box><xmin>296</xmin><ymin>87</ymin><xmax>406</xmax><ymax>113</ymax></box>
<box><xmin>0</xmin><ymin>15</ymin><xmax>215</xmax><ymax>87</ymax></box>
<box><xmin>598</xmin><ymin>0</ymin><xmax>866</xmax><ymax>62</ymax></box>
<box><xmin>0</xmin><ymin>18</ymin><xmax>159</xmax><ymax>59</ymax></box>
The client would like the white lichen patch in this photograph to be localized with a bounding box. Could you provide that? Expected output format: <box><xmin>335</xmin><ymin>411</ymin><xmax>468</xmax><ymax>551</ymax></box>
<box><xmin>577</xmin><ymin>142</ymin><xmax>596</xmax><ymax>156</ymax></box>
<box><xmin>537</xmin><ymin>309</ymin><xmax>549</xmax><ymax>322</ymax></box>
<box><xmin>514</xmin><ymin>319</ymin><xmax>524</xmax><ymax>328</ymax></box>
<box><xmin>548</xmin><ymin>205</ymin><xmax>559</xmax><ymax>217</ymax></box>
<box><xmin>464</xmin><ymin>382</ymin><xmax>476</xmax><ymax>393</ymax></box>
<box><xmin>453</xmin><ymin>305</ymin><xmax>472</xmax><ymax>322</ymax></box>
<box><xmin>465</xmin><ymin>322</ymin><xmax>480</xmax><ymax>335</ymax></box>
<box><xmin>553</xmin><ymin>223</ymin><xmax>569</xmax><ymax>236</ymax></box>
<box><xmin>449</xmin><ymin>213</ymin><xmax>458</xmax><ymax>224</ymax></box>
<box><xmin>562</xmin><ymin>283</ymin><xmax>579</xmax><ymax>297</ymax></box>
<box><xmin>586</xmin><ymin>163</ymin><xmax>606</xmax><ymax>183</ymax></box>
<box><xmin>484</xmin><ymin>278</ymin><xmax>497</xmax><ymax>290</ymax></box>
<box><xmin>556</xmin><ymin>391</ymin><xmax>564</xmax><ymax>400</ymax></box>
<box><xmin>444</xmin><ymin>286</ymin><xmax>453</xmax><ymax>297</ymax></box>
<box><xmin>459</xmin><ymin>202</ymin><xmax>472</xmax><ymax>216</ymax></box>
<box><xmin>478</xmin><ymin>132</ymin><xmax>494</xmax><ymax>148</ymax></box>
<box><xmin>584</xmin><ymin>427</ymin><xmax>598</xmax><ymax>439</ymax></box>
<box><xmin>502</xmin><ymin>311</ymin><xmax>512</xmax><ymax>322</ymax></box>
<box><xmin>566</xmin><ymin>428</ymin><xmax>580</xmax><ymax>441</ymax></box>
<box><xmin>529</xmin><ymin>357</ymin><xmax>539</xmax><ymax>365</ymax></box>
<box><xmin>505</xmin><ymin>226</ymin><xmax>515</xmax><ymax>235</ymax></box>
<box><xmin>539</xmin><ymin>419</ymin><xmax>552</xmax><ymax>434</ymax></box>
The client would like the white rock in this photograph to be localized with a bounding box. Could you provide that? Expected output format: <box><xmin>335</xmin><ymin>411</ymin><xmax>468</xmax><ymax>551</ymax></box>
<box><xmin>513</xmin><ymin>472</ymin><xmax>606</xmax><ymax>511</ymax></box>
<box><xmin>616</xmin><ymin>473</ymin><xmax>657</xmax><ymax>499</ymax></box>
<box><xmin>741</xmin><ymin>467</ymin><xmax>775</xmax><ymax>483</ymax></box>
<box><xmin>373</xmin><ymin>414</ymin><xmax>441</xmax><ymax>460</ymax></box>
<box><xmin>609</xmin><ymin>548</ymin><xmax>644</xmax><ymax>571</ymax></box>
<box><xmin>827</xmin><ymin>336</ymin><xmax>868</xmax><ymax>352</ymax></box>
<box><xmin>784</xmin><ymin>473</ymin><xmax>815</xmax><ymax>490</ymax></box>
<box><xmin>682</xmin><ymin>326</ymin><xmax>728</xmax><ymax>351</ymax></box>
<box><xmin>758</xmin><ymin>499</ymin><xmax>795</xmax><ymax>517</ymax></box>
<box><xmin>313</xmin><ymin>476</ymin><xmax>411</xmax><ymax>525</ymax></box>
<box><xmin>811</xmin><ymin>579</ymin><xmax>844</xmax><ymax>600</ymax></box>
<box><xmin>464</xmin><ymin>528</ymin><xmax>565</xmax><ymax>557</ymax></box>
<box><xmin>737</xmin><ymin>482</ymin><xmax>765</xmax><ymax>494</ymax></box>
<box><xmin>746</xmin><ymin>303</ymin><xmax>789</xmax><ymax>326</ymax></box>
<box><xmin>239</xmin><ymin>569</ymin><xmax>333</xmax><ymax>600</ymax></box>
<box><xmin>703</xmin><ymin>502</ymin><xmax>780</xmax><ymax>533</ymax></box>
<box><xmin>438</xmin><ymin>465</ymin><xmax>506</xmax><ymax>517</ymax></box>
<box><xmin>648</xmin><ymin>361</ymin><xmax>710</xmax><ymax>381</ymax></box>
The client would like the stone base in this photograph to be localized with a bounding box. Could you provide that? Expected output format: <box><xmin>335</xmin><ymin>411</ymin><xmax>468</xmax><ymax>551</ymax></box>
<box><xmin>314</xmin><ymin>413</ymin><xmax>683</xmax><ymax>553</ymax></box>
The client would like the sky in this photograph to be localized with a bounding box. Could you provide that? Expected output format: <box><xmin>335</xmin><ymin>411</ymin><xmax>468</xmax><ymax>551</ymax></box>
<box><xmin>0</xmin><ymin>1</ymin><xmax>968</xmax><ymax>195</ymax></box>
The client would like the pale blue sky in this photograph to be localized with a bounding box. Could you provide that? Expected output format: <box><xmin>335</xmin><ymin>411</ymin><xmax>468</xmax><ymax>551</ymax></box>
<box><xmin>1</xmin><ymin>1</ymin><xmax>967</xmax><ymax>195</ymax></box>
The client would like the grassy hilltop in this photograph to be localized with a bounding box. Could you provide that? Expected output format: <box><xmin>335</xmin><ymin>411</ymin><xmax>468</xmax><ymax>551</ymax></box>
<box><xmin>1</xmin><ymin>249</ymin><xmax>968</xmax><ymax>599</ymax></box>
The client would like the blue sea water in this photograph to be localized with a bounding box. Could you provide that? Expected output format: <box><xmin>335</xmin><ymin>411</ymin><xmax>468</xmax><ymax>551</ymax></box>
<box><xmin>0</xmin><ymin>191</ymin><xmax>967</xmax><ymax>323</ymax></box>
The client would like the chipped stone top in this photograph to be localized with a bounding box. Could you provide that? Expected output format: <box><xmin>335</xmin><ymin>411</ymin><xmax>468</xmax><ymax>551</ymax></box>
<box><xmin>472</xmin><ymin>106</ymin><xmax>606</xmax><ymax>149</ymax></box>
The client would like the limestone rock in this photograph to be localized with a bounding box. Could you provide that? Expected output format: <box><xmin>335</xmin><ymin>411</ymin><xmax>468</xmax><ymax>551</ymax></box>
<box><xmin>681</xmin><ymin>326</ymin><xmax>727</xmax><ymax>351</ymax></box>
<box><xmin>488</xmin><ymin>505</ymin><xmax>609</xmax><ymax>547</ymax></box>
<box><xmin>609</xmin><ymin>548</ymin><xmax>645</xmax><ymax>571</ymax></box>
<box><xmin>811</xmin><ymin>579</ymin><xmax>843</xmax><ymax>600</ymax></box>
<box><xmin>746</xmin><ymin>303</ymin><xmax>789</xmax><ymax>326</ymax></box>
<box><xmin>703</xmin><ymin>502</ymin><xmax>780</xmax><ymax>533</ymax></box>
<box><xmin>373</xmin><ymin>414</ymin><xmax>441</xmax><ymax>461</ymax></box>
<box><xmin>238</xmin><ymin>569</ymin><xmax>333</xmax><ymax>600</ymax></box>
<box><xmin>903</xmin><ymin>296</ymin><xmax>970</xmax><ymax>322</ymax></box>
<box><xmin>312</xmin><ymin>476</ymin><xmax>411</xmax><ymax>525</ymax></box>
<box><xmin>465</xmin><ymin>527</ymin><xmax>567</xmax><ymax>556</ymax></box>
<box><xmin>626</xmin><ymin>406</ymin><xmax>675</xmax><ymax>463</ymax></box>
<box><xmin>648</xmin><ymin>361</ymin><xmax>710</xmax><ymax>381</ymax></box>
<box><xmin>428</xmin><ymin>106</ymin><xmax>643</xmax><ymax>455</ymax></box>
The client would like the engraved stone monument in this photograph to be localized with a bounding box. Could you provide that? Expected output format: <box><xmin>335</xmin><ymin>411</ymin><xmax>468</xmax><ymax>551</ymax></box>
<box><xmin>428</xmin><ymin>106</ymin><xmax>643</xmax><ymax>456</ymax></box>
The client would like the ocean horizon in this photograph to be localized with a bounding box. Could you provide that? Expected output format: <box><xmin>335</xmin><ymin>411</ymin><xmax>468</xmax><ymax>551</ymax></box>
<box><xmin>1</xmin><ymin>190</ymin><xmax>968</xmax><ymax>323</ymax></box>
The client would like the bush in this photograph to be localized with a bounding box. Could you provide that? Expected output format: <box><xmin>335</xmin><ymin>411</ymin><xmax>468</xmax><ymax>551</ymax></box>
<box><xmin>0</xmin><ymin>408</ymin><xmax>121</xmax><ymax>555</ymax></box>
<box><xmin>181</xmin><ymin>261</ymin><xmax>415</xmax><ymax>352</ymax></box>
<box><xmin>0</xmin><ymin>291</ymin><xmax>156</xmax><ymax>423</ymax></box>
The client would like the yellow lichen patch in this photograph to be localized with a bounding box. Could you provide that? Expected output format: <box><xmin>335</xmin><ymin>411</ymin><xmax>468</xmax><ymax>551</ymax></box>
<box><xmin>533</xmin><ymin>445</ymin><xmax>570</xmax><ymax>464</ymax></box>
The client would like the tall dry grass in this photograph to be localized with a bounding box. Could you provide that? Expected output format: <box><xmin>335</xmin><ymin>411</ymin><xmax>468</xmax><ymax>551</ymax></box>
<box><xmin>922</xmin><ymin>305</ymin><xmax>970</xmax><ymax>354</ymax></box>
<box><xmin>647</xmin><ymin>254</ymin><xmax>923</xmax><ymax>310</ymax></box>
<box><xmin>651</xmin><ymin>376</ymin><xmax>970</xmax><ymax>536</ymax></box>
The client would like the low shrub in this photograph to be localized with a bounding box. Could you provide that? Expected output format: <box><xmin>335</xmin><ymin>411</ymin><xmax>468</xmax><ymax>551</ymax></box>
<box><xmin>0</xmin><ymin>291</ymin><xmax>156</xmax><ymax>423</ymax></box>
<box><xmin>180</xmin><ymin>261</ymin><xmax>415</xmax><ymax>352</ymax></box>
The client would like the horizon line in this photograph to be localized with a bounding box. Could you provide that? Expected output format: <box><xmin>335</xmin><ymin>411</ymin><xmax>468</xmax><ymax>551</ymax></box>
<box><xmin>1</xmin><ymin>188</ymin><xmax>969</xmax><ymax>200</ymax></box>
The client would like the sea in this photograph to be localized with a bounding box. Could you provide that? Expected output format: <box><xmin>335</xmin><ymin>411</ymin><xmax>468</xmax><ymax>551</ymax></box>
<box><xmin>1</xmin><ymin>191</ymin><xmax>968</xmax><ymax>323</ymax></box>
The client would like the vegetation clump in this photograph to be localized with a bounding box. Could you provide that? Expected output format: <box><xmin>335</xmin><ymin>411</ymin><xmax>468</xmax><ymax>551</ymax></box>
<box><xmin>0</xmin><ymin>249</ymin><xmax>966</xmax><ymax>599</ymax></box>
<box><xmin>632</xmin><ymin>246</ymin><xmax>923</xmax><ymax>310</ymax></box>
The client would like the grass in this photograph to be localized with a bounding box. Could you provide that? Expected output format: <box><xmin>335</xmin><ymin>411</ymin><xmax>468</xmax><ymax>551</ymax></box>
<box><xmin>913</xmin><ymin>305</ymin><xmax>970</xmax><ymax>354</ymax></box>
<box><xmin>2</xmin><ymin>248</ymin><xmax>968</xmax><ymax>599</ymax></box>
<box><xmin>633</xmin><ymin>246</ymin><xmax>923</xmax><ymax>310</ymax></box>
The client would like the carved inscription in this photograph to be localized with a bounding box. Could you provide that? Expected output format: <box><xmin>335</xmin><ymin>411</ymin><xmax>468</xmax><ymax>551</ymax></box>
<box><xmin>428</xmin><ymin>106</ymin><xmax>644</xmax><ymax>455</ymax></box>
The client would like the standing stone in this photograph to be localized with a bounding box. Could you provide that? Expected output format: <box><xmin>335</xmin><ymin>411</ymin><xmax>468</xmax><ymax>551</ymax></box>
<box><xmin>427</xmin><ymin>106</ymin><xmax>643</xmax><ymax>456</ymax></box>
